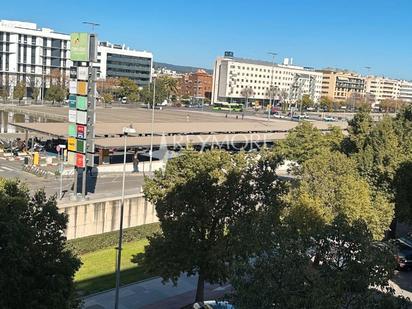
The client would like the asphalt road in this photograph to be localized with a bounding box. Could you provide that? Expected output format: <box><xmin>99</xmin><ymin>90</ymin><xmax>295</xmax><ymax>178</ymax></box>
<box><xmin>0</xmin><ymin>158</ymin><xmax>145</xmax><ymax>203</ymax></box>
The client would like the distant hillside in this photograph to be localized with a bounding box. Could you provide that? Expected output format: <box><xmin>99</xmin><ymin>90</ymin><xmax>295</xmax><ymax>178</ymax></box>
<box><xmin>154</xmin><ymin>62</ymin><xmax>212</xmax><ymax>74</ymax></box>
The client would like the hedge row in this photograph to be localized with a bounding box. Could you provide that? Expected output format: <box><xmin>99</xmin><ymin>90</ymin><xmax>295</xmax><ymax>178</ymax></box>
<box><xmin>67</xmin><ymin>222</ymin><xmax>161</xmax><ymax>255</ymax></box>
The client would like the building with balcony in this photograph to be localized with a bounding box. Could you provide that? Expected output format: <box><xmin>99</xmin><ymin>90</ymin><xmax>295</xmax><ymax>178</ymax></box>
<box><xmin>96</xmin><ymin>41</ymin><xmax>152</xmax><ymax>86</ymax></box>
<box><xmin>399</xmin><ymin>80</ymin><xmax>412</xmax><ymax>103</ymax></box>
<box><xmin>365</xmin><ymin>76</ymin><xmax>400</xmax><ymax>103</ymax></box>
<box><xmin>320</xmin><ymin>69</ymin><xmax>365</xmax><ymax>102</ymax></box>
<box><xmin>0</xmin><ymin>20</ymin><xmax>71</xmax><ymax>98</ymax></box>
<box><xmin>212</xmin><ymin>52</ymin><xmax>323</xmax><ymax>106</ymax></box>
<box><xmin>179</xmin><ymin>69</ymin><xmax>212</xmax><ymax>100</ymax></box>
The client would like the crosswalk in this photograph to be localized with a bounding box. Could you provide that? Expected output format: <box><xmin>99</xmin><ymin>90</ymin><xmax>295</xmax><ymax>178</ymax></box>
<box><xmin>0</xmin><ymin>165</ymin><xmax>14</xmax><ymax>172</ymax></box>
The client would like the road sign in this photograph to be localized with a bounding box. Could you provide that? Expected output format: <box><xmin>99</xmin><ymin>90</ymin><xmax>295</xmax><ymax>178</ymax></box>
<box><xmin>70</xmin><ymin>33</ymin><xmax>90</xmax><ymax>62</ymax></box>
<box><xmin>77</xmin><ymin>81</ymin><xmax>88</xmax><ymax>96</ymax></box>
<box><xmin>69</xmin><ymin>94</ymin><xmax>76</xmax><ymax>109</ymax></box>
<box><xmin>76</xmin><ymin>110</ymin><xmax>87</xmax><ymax>125</ymax></box>
<box><xmin>76</xmin><ymin>95</ymin><xmax>87</xmax><ymax>110</ymax></box>
<box><xmin>76</xmin><ymin>139</ymin><xmax>86</xmax><ymax>154</ymax></box>
<box><xmin>75</xmin><ymin>153</ymin><xmax>86</xmax><ymax>168</ymax></box>
<box><xmin>69</xmin><ymin>80</ymin><xmax>77</xmax><ymax>94</ymax></box>
<box><xmin>67</xmin><ymin>151</ymin><xmax>76</xmax><ymax>165</ymax></box>
<box><xmin>68</xmin><ymin>109</ymin><xmax>77</xmax><ymax>123</ymax></box>
<box><xmin>67</xmin><ymin>137</ymin><xmax>76</xmax><ymax>152</ymax></box>
<box><xmin>78</xmin><ymin>67</ymin><xmax>88</xmax><ymax>81</ymax></box>
<box><xmin>77</xmin><ymin>124</ymin><xmax>86</xmax><ymax>139</ymax></box>
<box><xmin>68</xmin><ymin>123</ymin><xmax>77</xmax><ymax>137</ymax></box>
<box><xmin>70</xmin><ymin>66</ymin><xmax>77</xmax><ymax>79</ymax></box>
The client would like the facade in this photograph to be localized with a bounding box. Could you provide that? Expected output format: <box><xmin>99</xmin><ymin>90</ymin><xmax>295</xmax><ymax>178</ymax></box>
<box><xmin>212</xmin><ymin>53</ymin><xmax>323</xmax><ymax>105</ymax></box>
<box><xmin>96</xmin><ymin>41</ymin><xmax>153</xmax><ymax>86</ymax></box>
<box><xmin>399</xmin><ymin>80</ymin><xmax>412</xmax><ymax>103</ymax></box>
<box><xmin>0</xmin><ymin>20</ymin><xmax>71</xmax><ymax>98</ymax></box>
<box><xmin>320</xmin><ymin>69</ymin><xmax>365</xmax><ymax>102</ymax></box>
<box><xmin>179</xmin><ymin>69</ymin><xmax>213</xmax><ymax>100</ymax></box>
<box><xmin>365</xmin><ymin>76</ymin><xmax>400</xmax><ymax>103</ymax></box>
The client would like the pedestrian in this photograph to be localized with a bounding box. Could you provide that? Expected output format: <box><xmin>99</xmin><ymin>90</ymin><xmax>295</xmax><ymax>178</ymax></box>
<box><xmin>186</xmin><ymin>114</ymin><xmax>190</xmax><ymax>122</ymax></box>
<box><xmin>242</xmin><ymin>112</ymin><xmax>244</xmax><ymax>120</ymax></box>
<box><xmin>225</xmin><ymin>113</ymin><xmax>228</xmax><ymax>118</ymax></box>
<box><xmin>133</xmin><ymin>151</ymin><xmax>139</xmax><ymax>173</ymax></box>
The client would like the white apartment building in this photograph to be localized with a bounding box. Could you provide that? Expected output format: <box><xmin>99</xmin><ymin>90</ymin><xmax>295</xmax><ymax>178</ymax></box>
<box><xmin>365</xmin><ymin>76</ymin><xmax>401</xmax><ymax>103</ymax></box>
<box><xmin>0</xmin><ymin>20</ymin><xmax>71</xmax><ymax>98</ymax></box>
<box><xmin>212</xmin><ymin>53</ymin><xmax>323</xmax><ymax>105</ymax></box>
<box><xmin>399</xmin><ymin>80</ymin><xmax>412</xmax><ymax>103</ymax></box>
<box><xmin>97</xmin><ymin>41</ymin><xmax>153</xmax><ymax>86</ymax></box>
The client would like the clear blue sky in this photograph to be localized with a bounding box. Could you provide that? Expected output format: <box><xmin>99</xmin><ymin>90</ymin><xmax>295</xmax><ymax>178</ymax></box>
<box><xmin>2</xmin><ymin>0</ymin><xmax>412</xmax><ymax>80</ymax></box>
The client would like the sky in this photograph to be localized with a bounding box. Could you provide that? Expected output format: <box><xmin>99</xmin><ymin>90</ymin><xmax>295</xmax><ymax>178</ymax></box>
<box><xmin>2</xmin><ymin>0</ymin><xmax>412</xmax><ymax>80</ymax></box>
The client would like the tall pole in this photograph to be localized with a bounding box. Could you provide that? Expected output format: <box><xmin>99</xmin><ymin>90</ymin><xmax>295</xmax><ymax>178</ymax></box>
<box><xmin>268</xmin><ymin>52</ymin><xmax>277</xmax><ymax>120</ymax></box>
<box><xmin>114</xmin><ymin>132</ymin><xmax>128</xmax><ymax>309</ymax></box>
<box><xmin>59</xmin><ymin>148</ymin><xmax>63</xmax><ymax>199</ymax></box>
<box><xmin>149</xmin><ymin>78</ymin><xmax>155</xmax><ymax>173</ymax></box>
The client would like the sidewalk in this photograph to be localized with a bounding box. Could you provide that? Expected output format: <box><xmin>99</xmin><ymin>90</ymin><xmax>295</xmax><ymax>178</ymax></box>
<box><xmin>82</xmin><ymin>275</ymin><xmax>232</xmax><ymax>309</ymax></box>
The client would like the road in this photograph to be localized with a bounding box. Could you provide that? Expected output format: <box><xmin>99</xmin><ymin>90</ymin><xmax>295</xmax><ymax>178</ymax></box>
<box><xmin>0</xmin><ymin>158</ymin><xmax>145</xmax><ymax>202</ymax></box>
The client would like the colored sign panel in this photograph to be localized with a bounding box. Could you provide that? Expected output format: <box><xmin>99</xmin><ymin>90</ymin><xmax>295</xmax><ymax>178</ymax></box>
<box><xmin>76</xmin><ymin>110</ymin><xmax>87</xmax><ymax>125</ymax></box>
<box><xmin>77</xmin><ymin>124</ymin><xmax>86</xmax><ymax>139</ymax></box>
<box><xmin>69</xmin><ymin>94</ymin><xmax>76</xmax><ymax>109</ymax></box>
<box><xmin>67</xmin><ymin>137</ymin><xmax>76</xmax><ymax>152</ymax></box>
<box><xmin>77</xmin><ymin>81</ymin><xmax>88</xmax><ymax>96</ymax></box>
<box><xmin>76</xmin><ymin>95</ymin><xmax>87</xmax><ymax>110</ymax></box>
<box><xmin>67</xmin><ymin>151</ymin><xmax>76</xmax><ymax>165</ymax></box>
<box><xmin>69</xmin><ymin>80</ymin><xmax>77</xmax><ymax>94</ymax></box>
<box><xmin>75</xmin><ymin>153</ymin><xmax>86</xmax><ymax>168</ymax></box>
<box><xmin>77</xmin><ymin>67</ymin><xmax>89</xmax><ymax>81</ymax></box>
<box><xmin>70</xmin><ymin>66</ymin><xmax>77</xmax><ymax>79</ymax></box>
<box><xmin>76</xmin><ymin>139</ymin><xmax>86</xmax><ymax>154</ymax></box>
<box><xmin>70</xmin><ymin>33</ymin><xmax>89</xmax><ymax>62</ymax></box>
<box><xmin>68</xmin><ymin>123</ymin><xmax>77</xmax><ymax>137</ymax></box>
<box><xmin>68</xmin><ymin>109</ymin><xmax>77</xmax><ymax>123</ymax></box>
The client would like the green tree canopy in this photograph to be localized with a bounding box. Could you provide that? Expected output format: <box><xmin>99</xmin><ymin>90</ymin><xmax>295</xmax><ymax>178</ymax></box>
<box><xmin>45</xmin><ymin>84</ymin><xmax>66</xmax><ymax>104</ymax></box>
<box><xmin>0</xmin><ymin>179</ymin><xmax>81</xmax><ymax>309</ymax></box>
<box><xmin>116</xmin><ymin>77</ymin><xmax>139</xmax><ymax>98</ymax></box>
<box><xmin>134</xmin><ymin>149</ymin><xmax>286</xmax><ymax>303</ymax></box>
<box><xmin>286</xmin><ymin>150</ymin><xmax>393</xmax><ymax>239</ymax></box>
<box><xmin>278</xmin><ymin>121</ymin><xmax>344</xmax><ymax>164</ymax></box>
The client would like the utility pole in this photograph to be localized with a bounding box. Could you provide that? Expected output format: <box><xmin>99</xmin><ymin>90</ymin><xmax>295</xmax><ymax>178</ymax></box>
<box><xmin>267</xmin><ymin>52</ymin><xmax>277</xmax><ymax>120</ymax></box>
<box><xmin>149</xmin><ymin>77</ymin><xmax>156</xmax><ymax>173</ymax></box>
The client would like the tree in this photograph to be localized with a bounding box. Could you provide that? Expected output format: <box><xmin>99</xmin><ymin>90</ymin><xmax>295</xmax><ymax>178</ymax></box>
<box><xmin>0</xmin><ymin>87</ymin><xmax>7</xmax><ymax>103</ymax></box>
<box><xmin>241</xmin><ymin>86</ymin><xmax>254</xmax><ymax>109</ymax></box>
<box><xmin>300</xmin><ymin>94</ymin><xmax>313</xmax><ymax>110</ymax></box>
<box><xmin>286</xmin><ymin>150</ymin><xmax>393</xmax><ymax>240</ymax></box>
<box><xmin>127</xmin><ymin>92</ymin><xmax>139</xmax><ymax>103</ymax></box>
<box><xmin>0</xmin><ymin>179</ymin><xmax>81</xmax><ymax>308</ymax></box>
<box><xmin>116</xmin><ymin>77</ymin><xmax>139</xmax><ymax>98</ymax></box>
<box><xmin>45</xmin><ymin>84</ymin><xmax>66</xmax><ymax>104</ymax></box>
<box><xmin>320</xmin><ymin>96</ymin><xmax>333</xmax><ymax>111</ymax></box>
<box><xmin>278</xmin><ymin>121</ymin><xmax>344</xmax><ymax>164</ymax></box>
<box><xmin>394</xmin><ymin>161</ymin><xmax>412</xmax><ymax>225</ymax></box>
<box><xmin>134</xmin><ymin>150</ymin><xmax>286</xmax><ymax>303</ymax></box>
<box><xmin>139</xmin><ymin>79</ymin><xmax>168</xmax><ymax>106</ymax></box>
<box><xmin>32</xmin><ymin>86</ymin><xmax>40</xmax><ymax>103</ymax></box>
<box><xmin>101</xmin><ymin>92</ymin><xmax>113</xmax><ymax>106</ymax></box>
<box><xmin>13</xmin><ymin>81</ymin><xmax>25</xmax><ymax>102</ymax></box>
<box><xmin>158</xmin><ymin>76</ymin><xmax>178</xmax><ymax>100</ymax></box>
<box><xmin>231</xmin><ymin>215</ymin><xmax>406</xmax><ymax>309</ymax></box>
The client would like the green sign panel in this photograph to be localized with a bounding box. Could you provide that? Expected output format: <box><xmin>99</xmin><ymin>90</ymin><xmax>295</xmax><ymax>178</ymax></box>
<box><xmin>76</xmin><ymin>139</ymin><xmax>86</xmax><ymax>154</ymax></box>
<box><xmin>70</xmin><ymin>33</ymin><xmax>89</xmax><ymax>61</ymax></box>
<box><xmin>76</xmin><ymin>96</ymin><xmax>87</xmax><ymax>110</ymax></box>
<box><xmin>69</xmin><ymin>94</ymin><xmax>76</xmax><ymax>109</ymax></box>
<box><xmin>68</xmin><ymin>124</ymin><xmax>77</xmax><ymax>137</ymax></box>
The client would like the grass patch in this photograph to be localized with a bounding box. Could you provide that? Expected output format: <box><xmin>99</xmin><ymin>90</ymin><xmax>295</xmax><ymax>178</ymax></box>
<box><xmin>75</xmin><ymin>238</ymin><xmax>154</xmax><ymax>296</ymax></box>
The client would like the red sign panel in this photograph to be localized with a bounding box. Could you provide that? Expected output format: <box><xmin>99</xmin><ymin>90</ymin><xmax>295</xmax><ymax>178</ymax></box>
<box><xmin>77</xmin><ymin>124</ymin><xmax>86</xmax><ymax>139</ymax></box>
<box><xmin>75</xmin><ymin>153</ymin><xmax>86</xmax><ymax>168</ymax></box>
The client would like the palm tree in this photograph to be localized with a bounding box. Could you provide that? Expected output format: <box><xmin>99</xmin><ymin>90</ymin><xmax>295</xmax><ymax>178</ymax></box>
<box><xmin>241</xmin><ymin>86</ymin><xmax>254</xmax><ymax>109</ymax></box>
<box><xmin>160</xmin><ymin>76</ymin><xmax>178</xmax><ymax>101</ymax></box>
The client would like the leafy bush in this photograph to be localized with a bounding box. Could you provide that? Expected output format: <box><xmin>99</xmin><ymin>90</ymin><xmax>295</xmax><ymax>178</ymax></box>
<box><xmin>67</xmin><ymin>222</ymin><xmax>160</xmax><ymax>255</ymax></box>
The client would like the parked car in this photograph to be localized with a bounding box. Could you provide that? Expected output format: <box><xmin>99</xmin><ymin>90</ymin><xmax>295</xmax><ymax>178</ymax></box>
<box><xmin>193</xmin><ymin>300</ymin><xmax>235</xmax><ymax>309</ymax></box>
<box><xmin>121</xmin><ymin>97</ymin><xmax>127</xmax><ymax>104</ymax></box>
<box><xmin>394</xmin><ymin>238</ymin><xmax>412</xmax><ymax>270</ymax></box>
<box><xmin>323</xmin><ymin>116</ymin><xmax>336</xmax><ymax>122</ymax></box>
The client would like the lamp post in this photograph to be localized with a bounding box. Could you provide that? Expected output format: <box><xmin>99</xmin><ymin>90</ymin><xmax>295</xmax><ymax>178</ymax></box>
<box><xmin>114</xmin><ymin>127</ymin><xmax>136</xmax><ymax>309</ymax></box>
<box><xmin>149</xmin><ymin>77</ymin><xmax>156</xmax><ymax>173</ymax></box>
<box><xmin>267</xmin><ymin>52</ymin><xmax>277</xmax><ymax>120</ymax></box>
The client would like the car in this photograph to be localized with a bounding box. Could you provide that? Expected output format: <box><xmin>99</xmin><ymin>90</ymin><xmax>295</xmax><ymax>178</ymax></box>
<box><xmin>394</xmin><ymin>238</ymin><xmax>412</xmax><ymax>270</ymax></box>
<box><xmin>193</xmin><ymin>300</ymin><xmax>235</xmax><ymax>309</ymax></box>
<box><xmin>272</xmin><ymin>112</ymin><xmax>285</xmax><ymax>119</ymax></box>
<box><xmin>323</xmin><ymin>116</ymin><xmax>336</xmax><ymax>122</ymax></box>
<box><xmin>121</xmin><ymin>97</ymin><xmax>127</xmax><ymax>104</ymax></box>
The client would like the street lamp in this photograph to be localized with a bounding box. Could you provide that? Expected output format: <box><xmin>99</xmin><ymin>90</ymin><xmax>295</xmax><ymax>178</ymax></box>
<box><xmin>149</xmin><ymin>77</ymin><xmax>156</xmax><ymax>173</ymax></box>
<box><xmin>114</xmin><ymin>127</ymin><xmax>136</xmax><ymax>309</ymax></box>
<box><xmin>82</xmin><ymin>21</ymin><xmax>100</xmax><ymax>33</ymax></box>
<box><xmin>267</xmin><ymin>52</ymin><xmax>277</xmax><ymax>120</ymax></box>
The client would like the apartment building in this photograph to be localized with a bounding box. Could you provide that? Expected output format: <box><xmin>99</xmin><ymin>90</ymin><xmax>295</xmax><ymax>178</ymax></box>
<box><xmin>0</xmin><ymin>20</ymin><xmax>71</xmax><ymax>98</ymax></box>
<box><xmin>96</xmin><ymin>41</ymin><xmax>153</xmax><ymax>86</ymax></box>
<box><xmin>320</xmin><ymin>69</ymin><xmax>365</xmax><ymax>102</ymax></box>
<box><xmin>365</xmin><ymin>76</ymin><xmax>400</xmax><ymax>103</ymax></box>
<box><xmin>212</xmin><ymin>52</ymin><xmax>323</xmax><ymax>105</ymax></box>
<box><xmin>399</xmin><ymin>80</ymin><xmax>412</xmax><ymax>103</ymax></box>
<box><xmin>179</xmin><ymin>69</ymin><xmax>213</xmax><ymax>100</ymax></box>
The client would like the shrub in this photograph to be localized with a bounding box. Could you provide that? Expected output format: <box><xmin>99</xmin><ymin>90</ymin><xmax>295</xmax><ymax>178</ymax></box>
<box><xmin>67</xmin><ymin>222</ymin><xmax>160</xmax><ymax>255</ymax></box>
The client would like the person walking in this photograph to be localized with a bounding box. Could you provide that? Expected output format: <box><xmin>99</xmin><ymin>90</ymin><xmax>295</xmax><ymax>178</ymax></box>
<box><xmin>133</xmin><ymin>151</ymin><xmax>139</xmax><ymax>173</ymax></box>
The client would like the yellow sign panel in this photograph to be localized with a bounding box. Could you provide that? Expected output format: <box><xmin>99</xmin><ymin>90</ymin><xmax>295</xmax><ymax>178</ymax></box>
<box><xmin>67</xmin><ymin>137</ymin><xmax>77</xmax><ymax>152</ymax></box>
<box><xmin>33</xmin><ymin>152</ymin><xmax>40</xmax><ymax>166</ymax></box>
<box><xmin>77</xmin><ymin>81</ymin><xmax>88</xmax><ymax>96</ymax></box>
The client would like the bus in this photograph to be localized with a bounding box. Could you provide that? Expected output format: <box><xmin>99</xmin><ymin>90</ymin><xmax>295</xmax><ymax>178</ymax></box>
<box><xmin>212</xmin><ymin>102</ymin><xmax>243</xmax><ymax>112</ymax></box>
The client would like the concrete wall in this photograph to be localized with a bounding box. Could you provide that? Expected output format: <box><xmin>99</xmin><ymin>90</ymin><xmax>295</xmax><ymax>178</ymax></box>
<box><xmin>59</xmin><ymin>193</ymin><xmax>158</xmax><ymax>239</ymax></box>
